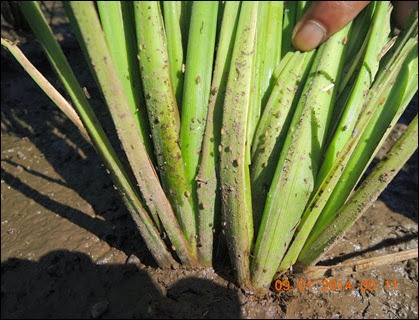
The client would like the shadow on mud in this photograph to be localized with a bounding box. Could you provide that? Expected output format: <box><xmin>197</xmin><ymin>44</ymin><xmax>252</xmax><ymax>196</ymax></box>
<box><xmin>1</xmin><ymin>33</ymin><xmax>156</xmax><ymax>264</ymax></box>
<box><xmin>378</xmin><ymin>150</ymin><xmax>418</xmax><ymax>223</ymax></box>
<box><xmin>1</xmin><ymin>250</ymin><xmax>242</xmax><ymax>319</ymax></box>
<box><xmin>317</xmin><ymin>232</ymin><xmax>418</xmax><ymax>266</ymax></box>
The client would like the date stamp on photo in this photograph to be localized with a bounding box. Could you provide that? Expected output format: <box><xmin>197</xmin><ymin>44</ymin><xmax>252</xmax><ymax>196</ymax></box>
<box><xmin>274</xmin><ymin>279</ymin><xmax>399</xmax><ymax>292</ymax></box>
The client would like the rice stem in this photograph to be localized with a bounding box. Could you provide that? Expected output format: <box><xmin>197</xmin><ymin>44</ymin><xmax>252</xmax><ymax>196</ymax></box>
<box><xmin>196</xmin><ymin>1</ymin><xmax>241</xmax><ymax>267</ymax></box>
<box><xmin>251</xmin><ymin>24</ymin><xmax>351</xmax><ymax>289</ymax></box>
<box><xmin>163</xmin><ymin>1</ymin><xmax>185</xmax><ymax>109</ymax></box>
<box><xmin>134</xmin><ymin>1</ymin><xmax>197</xmax><ymax>254</ymax></box>
<box><xmin>297</xmin><ymin>115</ymin><xmax>418</xmax><ymax>268</ymax></box>
<box><xmin>220</xmin><ymin>1</ymin><xmax>258</xmax><ymax>288</ymax></box>
<box><xmin>181</xmin><ymin>1</ymin><xmax>219</xmax><ymax>211</ymax></box>
<box><xmin>18</xmin><ymin>1</ymin><xmax>176</xmax><ymax>267</ymax></box>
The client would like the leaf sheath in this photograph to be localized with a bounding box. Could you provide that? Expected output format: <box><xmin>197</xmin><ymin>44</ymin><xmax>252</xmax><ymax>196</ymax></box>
<box><xmin>134</xmin><ymin>1</ymin><xmax>197</xmax><ymax>253</ymax></box>
<box><xmin>220</xmin><ymin>1</ymin><xmax>258</xmax><ymax>288</ymax></box>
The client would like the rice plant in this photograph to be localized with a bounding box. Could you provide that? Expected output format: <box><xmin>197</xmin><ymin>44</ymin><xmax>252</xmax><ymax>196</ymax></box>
<box><xmin>2</xmin><ymin>1</ymin><xmax>417</xmax><ymax>292</ymax></box>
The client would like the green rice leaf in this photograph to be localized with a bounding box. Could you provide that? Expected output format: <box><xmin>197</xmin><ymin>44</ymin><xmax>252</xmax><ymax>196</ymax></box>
<box><xmin>220</xmin><ymin>1</ymin><xmax>258</xmax><ymax>288</ymax></box>
<box><xmin>196</xmin><ymin>1</ymin><xmax>241</xmax><ymax>266</ymax></box>
<box><xmin>134</xmin><ymin>0</ymin><xmax>198</xmax><ymax>255</ymax></box>
<box><xmin>251</xmin><ymin>24</ymin><xmax>351</xmax><ymax>289</ymax></box>
<box><xmin>181</xmin><ymin>1</ymin><xmax>219</xmax><ymax>218</ymax></box>
<box><xmin>163</xmin><ymin>1</ymin><xmax>185</xmax><ymax>109</ymax></box>
<box><xmin>18</xmin><ymin>1</ymin><xmax>176</xmax><ymax>267</ymax></box>
<box><xmin>297</xmin><ymin>115</ymin><xmax>418</xmax><ymax>268</ymax></box>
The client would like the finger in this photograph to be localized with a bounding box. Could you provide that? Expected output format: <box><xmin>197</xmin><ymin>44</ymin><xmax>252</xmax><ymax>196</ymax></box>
<box><xmin>292</xmin><ymin>1</ymin><xmax>370</xmax><ymax>51</ymax></box>
<box><xmin>393</xmin><ymin>1</ymin><xmax>417</xmax><ymax>29</ymax></box>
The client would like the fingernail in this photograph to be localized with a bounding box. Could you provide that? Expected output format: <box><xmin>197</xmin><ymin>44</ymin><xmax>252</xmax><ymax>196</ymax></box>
<box><xmin>292</xmin><ymin>20</ymin><xmax>326</xmax><ymax>51</ymax></box>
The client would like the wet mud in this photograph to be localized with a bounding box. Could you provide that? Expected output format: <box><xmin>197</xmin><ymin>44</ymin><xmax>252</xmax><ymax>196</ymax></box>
<box><xmin>1</xmin><ymin>9</ymin><xmax>417</xmax><ymax>319</ymax></box>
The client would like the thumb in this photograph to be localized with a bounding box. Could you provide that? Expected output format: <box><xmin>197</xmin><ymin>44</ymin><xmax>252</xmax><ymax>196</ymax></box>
<box><xmin>292</xmin><ymin>1</ymin><xmax>370</xmax><ymax>51</ymax></box>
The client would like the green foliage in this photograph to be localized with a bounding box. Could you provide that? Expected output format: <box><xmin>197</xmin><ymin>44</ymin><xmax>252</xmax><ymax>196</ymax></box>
<box><xmin>3</xmin><ymin>1</ymin><xmax>417</xmax><ymax>291</ymax></box>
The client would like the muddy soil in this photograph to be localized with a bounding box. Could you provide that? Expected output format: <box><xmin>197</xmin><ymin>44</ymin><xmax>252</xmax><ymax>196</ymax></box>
<box><xmin>1</xmin><ymin>8</ymin><xmax>418</xmax><ymax>319</ymax></box>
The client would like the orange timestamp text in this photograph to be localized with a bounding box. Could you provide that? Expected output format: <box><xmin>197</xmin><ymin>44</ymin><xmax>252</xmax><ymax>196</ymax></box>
<box><xmin>274</xmin><ymin>279</ymin><xmax>398</xmax><ymax>292</ymax></box>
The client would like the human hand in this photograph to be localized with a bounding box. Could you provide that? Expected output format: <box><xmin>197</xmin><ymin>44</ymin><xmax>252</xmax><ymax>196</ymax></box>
<box><xmin>292</xmin><ymin>1</ymin><xmax>417</xmax><ymax>51</ymax></box>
